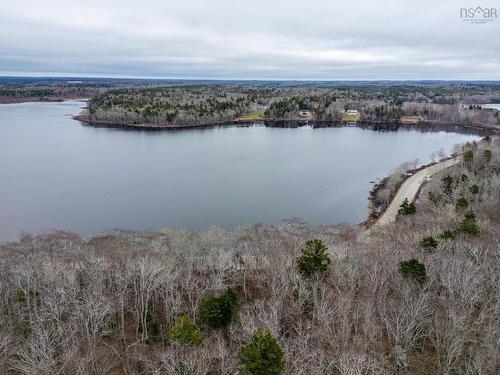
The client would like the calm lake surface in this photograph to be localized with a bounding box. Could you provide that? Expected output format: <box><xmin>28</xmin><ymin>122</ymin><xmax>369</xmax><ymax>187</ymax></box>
<box><xmin>0</xmin><ymin>100</ymin><xmax>481</xmax><ymax>241</ymax></box>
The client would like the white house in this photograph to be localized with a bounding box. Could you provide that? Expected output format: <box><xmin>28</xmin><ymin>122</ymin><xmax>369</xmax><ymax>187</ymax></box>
<box><xmin>345</xmin><ymin>109</ymin><xmax>359</xmax><ymax>116</ymax></box>
<box><xmin>299</xmin><ymin>110</ymin><xmax>310</xmax><ymax>117</ymax></box>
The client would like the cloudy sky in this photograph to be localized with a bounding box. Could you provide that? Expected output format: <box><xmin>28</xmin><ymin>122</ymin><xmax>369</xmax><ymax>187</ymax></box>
<box><xmin>1</xmin><ymin>0</ymin><xmax>499</xmax><ymax>79</ymax></box>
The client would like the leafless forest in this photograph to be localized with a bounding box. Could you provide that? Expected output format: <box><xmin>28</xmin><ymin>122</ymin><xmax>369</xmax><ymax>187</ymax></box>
<box><xmin>0</xmin><ymin>138</ymin><xmax>499</xmax><ymax>374</ymax></box>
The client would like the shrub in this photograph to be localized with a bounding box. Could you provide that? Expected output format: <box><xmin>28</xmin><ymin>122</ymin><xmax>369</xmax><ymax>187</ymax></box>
<box><xmin>457</xmin><ymin>210</ymin><xmax>481</xmax><ymax>236</ymax></box>
<box><xmin>16</xmin><ymin>289</ymin><xmax>38</xmax><ymax>304</ymax></box>
<box><xmin>455</xmin><ymin>197</ymin><xmax>469</xmax><ymax>211</ymax></box>
<box><xmin>428</xmin><ymin>191</ymin><xmax>439</xmax><ymax>204</ymax></box>
<box><xmin>458</xmin><ymin>219</ymin><xmax>481</xmax><ymax>236</ymax></box>
<box><xmin>420</xmin><ymin>236</ymin><xmax>438</xmax><ymax>249</ymax></box>
<box><xmin>463</xmin><ymin>150</ymin><xmax>474</xmax><ymax>164</ymax></box>
<box><xmin>469</xmin><ymin>184</ymin><xmax>480</xmax><ymax>194</ymax></box>
<box><xmin>483</xmin><ymin>149</ymin><xmax>492</xmax><ymax>163</ymax></box>
<box><xmin>16</xmin><ymin>290</ymin><xmax>26</xmax><ymax>303</ymax></box>
<box><xmin>199</xmin><ymin>288</ymin><xmax>238</xmax><ymax>329</ymax></box>
<box><xmin>168</xmin><ymin>314</ymin><xmax>203</xmax><ymax>345</ymax></box>
<box><xmin>174</xmin><ymin>362</ymin><xmax>194</xmax><ymax>375</ymax></box>
<box><xmin>441</xmin><ymin>175</ymin><xmax>454</xmax><ymax>195</ymax></box>
<box><xmin>464</xmin><ymin>210</ymin><xmax>476</xmax><ymax>221</ymax></box>
<box><xmin>397</xmin><ymin>198</ymin><xmax>416</xmax><ymax>215</ymax></box>
<box><xmin>241</xmin><ymin>327</ymin><xmax>285</xmax><ymax>375</ymax></box>
<box><xmin>460</xmin><ymin>174</ymin><xmax>469</xmax><ymax>183</ymax></box>
<box><xmin>439</xmin><ymin>230</ymin><xmax>456</xmax><ymax>240</ymax></box>
<box><xmin>399</xmin><ymin>259</ymin><xmax>427</xmax><ymax>284</ymax></box>
<box><xmin>296</xmin><ymin>239</ymin><xmax>332</xmax><ymax>279</ymax></box>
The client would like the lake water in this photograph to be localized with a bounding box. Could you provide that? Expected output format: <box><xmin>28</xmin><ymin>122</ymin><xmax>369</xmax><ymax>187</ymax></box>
<box><xmin>0</xmin><ymin>100</ymin><xmax>481</xmax><ymax>241</ymax></box>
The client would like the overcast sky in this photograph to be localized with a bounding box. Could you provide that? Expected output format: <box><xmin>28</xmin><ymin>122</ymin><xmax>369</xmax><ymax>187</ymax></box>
<box><xmin>1</xmin><ymin>0</ymin><xmax>499</xmax><ymax>80</ymax></box>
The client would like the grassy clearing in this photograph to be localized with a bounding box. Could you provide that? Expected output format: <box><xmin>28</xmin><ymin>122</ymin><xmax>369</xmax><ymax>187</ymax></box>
<box><xmin>400</xmin><ymin>115</ymin><xmax>424</xmax><ymax>124</ymax></box>
<box><xmin>341</xmin><ymin>113</ymin><xmax>361</xmax><ymax>122</ymax></box>
<box><xmin>235</xmin><ymin>110</ymin><xmax>266</xmax><ymax>121</ymax></box>
<box><xmin>295</xmin><ymin>113</ymin><xmax>314</xmax><ymax>121</ymax></box>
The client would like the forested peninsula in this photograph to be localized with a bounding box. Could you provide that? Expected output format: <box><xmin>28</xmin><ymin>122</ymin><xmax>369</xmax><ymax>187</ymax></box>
<box><xmin>72</xmin><ymin>82</ymin><xmax>500</xmax><ymax>130</ymax></box>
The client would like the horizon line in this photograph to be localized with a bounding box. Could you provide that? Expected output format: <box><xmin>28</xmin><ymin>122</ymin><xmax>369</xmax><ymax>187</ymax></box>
<box><xmin>1</xmin><ymin>75</ymin><xmax>500</xmax><ymax>82</ymax></box>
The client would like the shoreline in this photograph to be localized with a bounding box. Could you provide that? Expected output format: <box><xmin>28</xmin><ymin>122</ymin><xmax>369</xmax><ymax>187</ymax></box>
<box><xmin>73</xmin><ymin>114</ymin><xmax>498</xmax><ymax>134</ymax></box>
<box><xmin>1</xmin><ymin>99</ymin><xmax>496</xmax><ymax>134</ymax></box>
<box><xmin>369</xmin><ymin>156</ymin><xmax>460</xmax><ymax>228</ymax></box>
<box><xmin>365</xmin><ymin>156</ymin><xmax>460</xmax><ymax>227</ymax></box>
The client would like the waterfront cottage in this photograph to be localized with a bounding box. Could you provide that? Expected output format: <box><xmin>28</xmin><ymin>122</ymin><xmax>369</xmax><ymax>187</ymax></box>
<box><xmin>345</xmin><ymin>109</ymin><xmax>359</xmax><ymax>115</ymax></box>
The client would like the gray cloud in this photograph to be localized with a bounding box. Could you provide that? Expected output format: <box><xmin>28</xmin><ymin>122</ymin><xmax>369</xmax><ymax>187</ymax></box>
<box><xmin>1</xmin><ymin>0</ymin><xmax>499</xmax><ymax>79</ymax></box>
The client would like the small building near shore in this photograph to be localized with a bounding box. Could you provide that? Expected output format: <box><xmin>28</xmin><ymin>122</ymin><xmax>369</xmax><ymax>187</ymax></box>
<box><xmin>341</xmin><ymin>109</ymin><xmax>361</xmax><ymax>122</ymax></box>
<box><xmin>299</xmin><ymin>110</ymin><xmax>310</xmax><ymax>117</ymax></box>
<box><xmin>345</xmin><ymin>109</ymin><xmax>359</xmax><ymax>116</ymax></box>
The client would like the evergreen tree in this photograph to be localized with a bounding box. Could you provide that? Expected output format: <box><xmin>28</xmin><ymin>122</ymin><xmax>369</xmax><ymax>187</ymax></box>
<box><xmin>483</xmin><ymin>149</ymin><xmax>492</xmax><ymax>163</ymax></box>
<box><xmin>397</xmin><ymin>198</ymin><xmax>416</xmax><ymax>215</ymax></box>
<box><xmin>455</xmin><ymin>197</ymin><xmax>469</xmax><ymax>211</ymax></box>
<box><xmin>420</xmin><ymin>236</ymin><xmax>438</xmax><ymax>249</ymax></box>
<box><xmin>199</xmin><ymin>288</ymin><xmax>238</xmax><ymax>329</ymax></box>
<box><xmin>241</xmin><ymin>327</ymin><xmax>285</xmax><ymax>375</ymax></box>
<box><xmin>457</xmin><ymin>210</ymin><xmax>481</xmax><ymax>236</ymax></box>
<box><xmin>469</xmin><ymin>184</ymin><xmax>480</xmax><ymax>194</ymax></box>
<box><xmin>463</xmin><ymin>150</ymin><xmax>474</xmax><ymax>164</ymax></box>
<box><xmin>296</xmin><ymin>239</ymin><xmax>332</xmax><ymax>279</ymax></box>
<box><xmin>441</xmin><ymin>175</ymin><xmax>454</xmax><ymax>195</ymax></box>
<box><xmin>399</xmin><ymin>259</ymin><xmax>427</xmax><ymax>284</ymax></box>
<box><xmin>168</xmin><ymin>314</ymin><xmax>203</xmax><ymax>345</ymax></box>
<box><xmin>439</xmin><ymin>229</ymin><xmax>457</xmax><ymax>240</ymax></box>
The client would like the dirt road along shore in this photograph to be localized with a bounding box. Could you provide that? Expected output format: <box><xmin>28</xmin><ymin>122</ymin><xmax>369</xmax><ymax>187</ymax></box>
<box><xmin>374</xmin><ymin>157</ymin><xmax>460</xmax><ymax>226</ymax></box>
